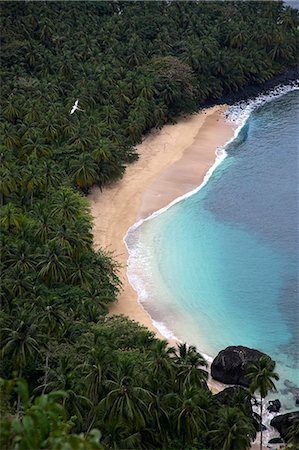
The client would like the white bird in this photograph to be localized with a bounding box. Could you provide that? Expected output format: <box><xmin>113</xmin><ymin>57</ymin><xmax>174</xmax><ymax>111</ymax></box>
<box><xmin>70</xmin><ymin>99</ymin><xmax>84</xmax><ymax>114</ymax></box>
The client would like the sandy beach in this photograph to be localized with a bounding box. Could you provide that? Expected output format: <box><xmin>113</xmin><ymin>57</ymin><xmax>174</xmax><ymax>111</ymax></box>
<box><xmin>89</xmin><ymin>105</ymin><xmax>237</xmax><ymax>394</ymax></box>
<box><xmin>90</xmin><ymin>103</ymin><xmax>284</xmax><ymax>450</ymax></box>
<box><xmin>89</xmin><ymin>105</ymin><xmax>235</xmax><ymax>342</ymax></box>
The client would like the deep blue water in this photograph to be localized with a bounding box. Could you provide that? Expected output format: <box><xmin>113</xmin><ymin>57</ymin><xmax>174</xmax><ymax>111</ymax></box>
<box><xmin>128</xmin><ymin>90</ymin><xmax>299</xmax><ymax>410</ymax></box>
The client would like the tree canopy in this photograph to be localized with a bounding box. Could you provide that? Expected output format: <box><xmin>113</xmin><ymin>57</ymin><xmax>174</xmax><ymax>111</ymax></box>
<box><xmin>0</xmin><ymin>1</ymin><xmax>295</xmax><ymax>448</ymax></box>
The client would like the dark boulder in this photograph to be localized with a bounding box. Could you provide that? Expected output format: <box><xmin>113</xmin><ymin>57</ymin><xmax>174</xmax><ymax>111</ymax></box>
<box><xmin>252</xmin><ymin>412</ymin><xmax>267</xmax><ymax>432</ymax></box>
<box><xmin>214</xmin><ymin>386</ymin><xmax>253</xmax><ymax>416</ymax></box>
<box><xmin>268</xmin><ymin>437</ymin><xmax>284</xmax><ymax>444</ymax></box>
<box><xmin>295</xmin><ymin>396</ymin><xmax>299</xmax><ymax>406</ymax></box>
<box><xmin>259</xmin><ymin>423</ymin><xmax>267</xmax><ymax>432</ymax></box>
<box><xmin>267</xmin><ymin>399</ymin><xmax>281</xmax><ymax>413</ymax></box>
<box><xmin>211</xmin><ymin>346</ymin><xmax>272</xmax><ymax>387</ymax></box>
<box><xmin>270</xmin><ymin>411</ymin><xmax>299</xmax><ymax>439</ymax></box>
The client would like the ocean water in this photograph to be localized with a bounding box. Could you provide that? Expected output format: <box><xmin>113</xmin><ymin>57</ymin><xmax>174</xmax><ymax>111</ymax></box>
<box><xmin>126</xmin><ymin>88</ymin><xmax>299</xmax><ymax>411</ymax></box>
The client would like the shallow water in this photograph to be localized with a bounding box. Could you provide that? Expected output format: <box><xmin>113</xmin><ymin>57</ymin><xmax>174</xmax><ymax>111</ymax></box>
<box><xmin>127</xmin><ymin>89</ymin><xmax>299</xmax><ymax>411</ymax></box>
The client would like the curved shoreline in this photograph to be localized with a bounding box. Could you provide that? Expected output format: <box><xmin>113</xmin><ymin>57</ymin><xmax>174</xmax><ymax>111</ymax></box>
<box><xmin>89</xmin><ymin>105</ymin><xmax>235</xmax><ymax>345</ymax></box>
<box><xmin>124</xmin><ymin>83</ymin><xmax>299</xmax><ymax>352</ymax></box>
<box><xmin>89</xmin><ymin>86</ymin><xmax>299</xmax><ymax>447</ymax></box>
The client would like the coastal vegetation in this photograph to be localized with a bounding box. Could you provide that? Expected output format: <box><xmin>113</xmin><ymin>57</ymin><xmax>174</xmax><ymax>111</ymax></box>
<box><xmin>247</xmin><ymin>356</ymin><xmax>280</xmax><ymax>450</ymax></box>
<box><xmin>1</xmin><ymin>1</ymin><xmax>298</xmax><ymax>448</ymax></box>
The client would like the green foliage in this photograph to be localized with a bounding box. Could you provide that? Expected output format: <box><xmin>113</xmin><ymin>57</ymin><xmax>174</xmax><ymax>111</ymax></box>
<box><xmin>0</xmin><ymin>379</ymin><xmax>104</xmax><ymax>450</ymax></box>
<box><xmin>247</xmin><ymin>356</ymin><xmax>279</xmax><ymax>399</ymax></box>
<box><xmin>208</xmin><ymin>407</ymin><xmax>256</xmax><ymax>450</ymax></box>
<box><xmin>0</xmin><ymin>2</ymin><xmax>293</xmax><ymax>448</ymax></box>
<box><xmin>286</xmin><ymin>418</ymin><xmax>299</xmax><ymax>447</ymax></box>
<box><xmin>94</xmin><ymin>315</ymin><xmax>156</xmax><ymax>350</ymax></box>
<box><xmin>246</xmin><ymin>356</ymin><xmax>279</xmax><ymax>450</ymax></box>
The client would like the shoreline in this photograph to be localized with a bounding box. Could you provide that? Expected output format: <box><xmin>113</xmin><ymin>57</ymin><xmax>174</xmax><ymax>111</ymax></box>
<box><xmin>203</xmin><ymin>65</ymin><xmax>298</xmax><ymax>107</ymax></box>
<box><xmin>89</xmin><ymin>105</ymin><xmax>236</xmax><ymax>391</ymax></box>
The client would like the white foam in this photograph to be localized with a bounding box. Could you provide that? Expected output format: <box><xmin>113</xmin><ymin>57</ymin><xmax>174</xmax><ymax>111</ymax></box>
<box><xmin>124</xmin><ymin>82</ymin><xmax>299</xmax><ymax>346</ymax></box>
<box><xmin>252</xmin><ymin>400</ymin><xmax>281</xmax><ymax>447</ymax></box>
<box><xmin>125</xmin><ymin>146</ymin><xmax>228</xmax><ymax>236</ymax></box>
<box><xmin>152</xmin><ymin>320</ymin><xmax>179</xmax><ymax>341</ymax></box>
<box><xmin>226</xmin><ymin>81</ymin><xmax>299</xmax><ymax>126</ymax></box>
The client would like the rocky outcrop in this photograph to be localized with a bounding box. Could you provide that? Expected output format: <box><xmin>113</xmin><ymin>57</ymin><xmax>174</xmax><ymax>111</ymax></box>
<box><xmin>267</xmin><ymin>399</ymin><xmax>281</xmax><ymax>413</ymax></box>
<box><xmin>270</xmin><ymin>411</ymin><xmax>299</xmax><ymax>439</ymax></box>
<box><xmin>268</xmin><ymin>437</ymin><xmax>284</xmax><ymax>444</ymax></box>
<box><xmin>214</xmin><ymin>386</ymin><xmax>253</xmax><ymax>416</ymax></box>
<box><xmin>211</xmin><ymin>346</ymin><xmax>272</xmax><ymax>387</ymax></box>
<box><xmin>252</xmin><ymin>412</ymin><xmax>267</xmax><ymax>432</ymax></box>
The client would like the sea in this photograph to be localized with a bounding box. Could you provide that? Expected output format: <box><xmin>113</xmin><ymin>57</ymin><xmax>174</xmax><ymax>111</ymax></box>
<box><xmin>126</xmin><ymin>86</ymin><xmax>299</xmax><ymax>416</ymax></box>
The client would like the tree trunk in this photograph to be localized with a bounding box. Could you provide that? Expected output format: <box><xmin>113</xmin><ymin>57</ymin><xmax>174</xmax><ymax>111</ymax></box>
<box><xmin>260</xmin><ymin>394</ymin><xmax>263</xmax><ymax>450</ymax></box>
<box><xmin>42</xmin><ymin>353</ymin><xmax>49</xmax><ymax>394</ymax></box>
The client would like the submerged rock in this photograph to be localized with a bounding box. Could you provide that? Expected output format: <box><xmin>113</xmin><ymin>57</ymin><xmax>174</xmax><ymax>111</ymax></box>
<box><xmin>281</xmin><ymin>379</ymin><xmax>299</xmax><ymax>406</ymax></box>
<box><xmin>268</xmin><ymin>437</ymin><xmax>284</xmax><ymax>444</ymax></box>
<box><xmin>267</xmin><ymin>399</ymin><xmax>281</xmax><ymax>413</ymax></box>
<box><xmin>270</xmin><ymin>410</ymin><xmax>299</xmax><ymax>439</ymax></box>
<box><xmin>211</xmin><ymin>345</ymin><xmax>271</xmax><ymax>386</ymax></box>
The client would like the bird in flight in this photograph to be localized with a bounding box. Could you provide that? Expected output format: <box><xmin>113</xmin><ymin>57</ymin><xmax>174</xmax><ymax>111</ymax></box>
<box><xmin>70</xmin><ymin>99</ymin><xmax>84</xmax><ymax>114</ymax></box>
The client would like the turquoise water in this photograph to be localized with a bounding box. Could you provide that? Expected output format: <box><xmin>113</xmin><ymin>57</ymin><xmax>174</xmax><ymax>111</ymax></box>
<box><xmin>127</xmin><ymin>89</ymin><xmax>299</xmax><ymax>410</ymax></box>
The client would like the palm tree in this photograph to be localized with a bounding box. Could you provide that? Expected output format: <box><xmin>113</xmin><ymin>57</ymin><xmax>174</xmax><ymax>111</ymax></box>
<box><xmin>92</xmin><ymin>139</ymin><xmax>112</xmax><ymax>163</ymax></box>
<box><xmin>50</xmin><ymin>187</ymin><xmax>88</xmax><ymax>223</ymax></box>
<box><xmin>21</xmin><ymin>135</ymin><xmax>50</xmax><ymax>159</ymax></box>
<box><xmin>36</xmin><ymin>298</ymin><xmax>66</xmax><ymax>393</ymax></box>
<box><xmin>146</xmin><ymin>340</ymin><xmax>176</xmax><ymax>391</ymax></box>
<box><xmin>37</xmin><ymin>240</ymin><xmax>70</xmax><ymax>283</ymax></box>
<box><xmin>101</xmin><ymin>420</ymin><xmax>141</xmax><ymax>450</ymax></box>
<box><xmin>209</xmin><ymin>407</ymin><xmax>255</xmax><ymax>450</ymax></box>
<box><xmin>3</xmin><ymin>100</ymin><xmax>22</xmax><ymax>124</ymax></box>
<box><xmin>0</xmin><ymin>166</ymin><xmax>19</xmax><ymax>205</ymax></box>
<box><xmin>1</xmin><ymin>123</ymin><xmax>21</xmax><ymax>149</ymax></box>
<box><xmin>24</xmin><ymin>103</ymin><xmax>41</xmax><ymax>124</ymax></box>
<box><xmin>68</xmin><ymin>130</ymin><xmax>93</xmax><ymax>152</ymax></box>
<box><xmin>99</xmin><ymin>374</ymin><xmax>153</xmax><ymax>430</ymax></box>
<box><xmin>22</xmin><ymin>163</ymin><xmax>44</xmax><ymax>206</ymax></box>
<box><xmin>69</xmin><ymin>153</ymin><xmax>98</xmax><ymax>189</ymax></box>
<box><xmin>0</xmin><ymin>203</ymin><xmax>22</xmax><ymax>232</ymax></box>
<box><xmin>62</xmin><ymin>218</ymin><xmax>92</xmax><ymax>256</ymax></box>
<box><xmin>6</xmin><ymin>241</ymin><xmax>36</xmax><ymax>274</ymax></box>
<box><xmin>246</xmin><ymin>356</ymin><xmax>279</xmax><ymax>450</ymax></box>
<box><xmin>68</xmin><ymin>253</ymin><xmax>94</xmax><ymax>287</ymax></box>
<box><xmin>169</xmin><ymin>386</ymin><xmax>209</xmax><ymax>445</ymax></box>
<box><xmin>40</xmin><ymin>161</ymin><xmax>63</xmax><ymax>196</ymax></box>
<box><xmin>75</xmin><ymin>346</ymin><xmax>113</xmax><ymax>431</ymax></box>
<box><xmin>1</xmin><ymin>317</ymin><xmax>42</xmax><ymax>375</ymax></box>
<box><xmin>31</xmin><ymin>201</ymin><xmax>54</xmax><ymax>244</ymax></box>
<box><xmin>175</xmin><ymin>343</ymin><xmax>208</xmax><ymax>391</ymax></box>
<box><xmin>1</xmin><ymin>316</ymin><xmax>44</xmax><ymax>414</ymax></box>
<box><xmin>51</xmin><ymin>223</ymin><xmax>79</xmax><ymax>256</ymax></box>
<box><xmin>77</xmin><ymin>349</ymin><xmax>107</xmax><ymax>403</ymax></box>
<box><xmin>1</xmin><ymin>269</ymin><xmax>33</xmax><ymax>300</ymax></box>
<box><xmin>39</xmin><ymin>356</ymin><xmax>92</xmax><ymax>426</ymax></box>
<box><xmin>286</xmin><ymin>418</ymin><xmax>299</xmax><ymax>447</ymax></box>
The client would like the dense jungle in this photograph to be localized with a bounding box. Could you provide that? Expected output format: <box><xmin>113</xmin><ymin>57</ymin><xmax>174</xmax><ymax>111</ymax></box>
<box><xmin>1</xmin><ymin>1</ymin><xmax>298</xmax><ymax>449</ymax></box>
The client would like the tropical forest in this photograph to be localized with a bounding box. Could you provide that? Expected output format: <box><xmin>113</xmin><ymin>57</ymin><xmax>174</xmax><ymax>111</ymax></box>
<box><xmin>0</xmin><ymin>1</ymin><xmax>298</xmax><ymax>449</ymax></box>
